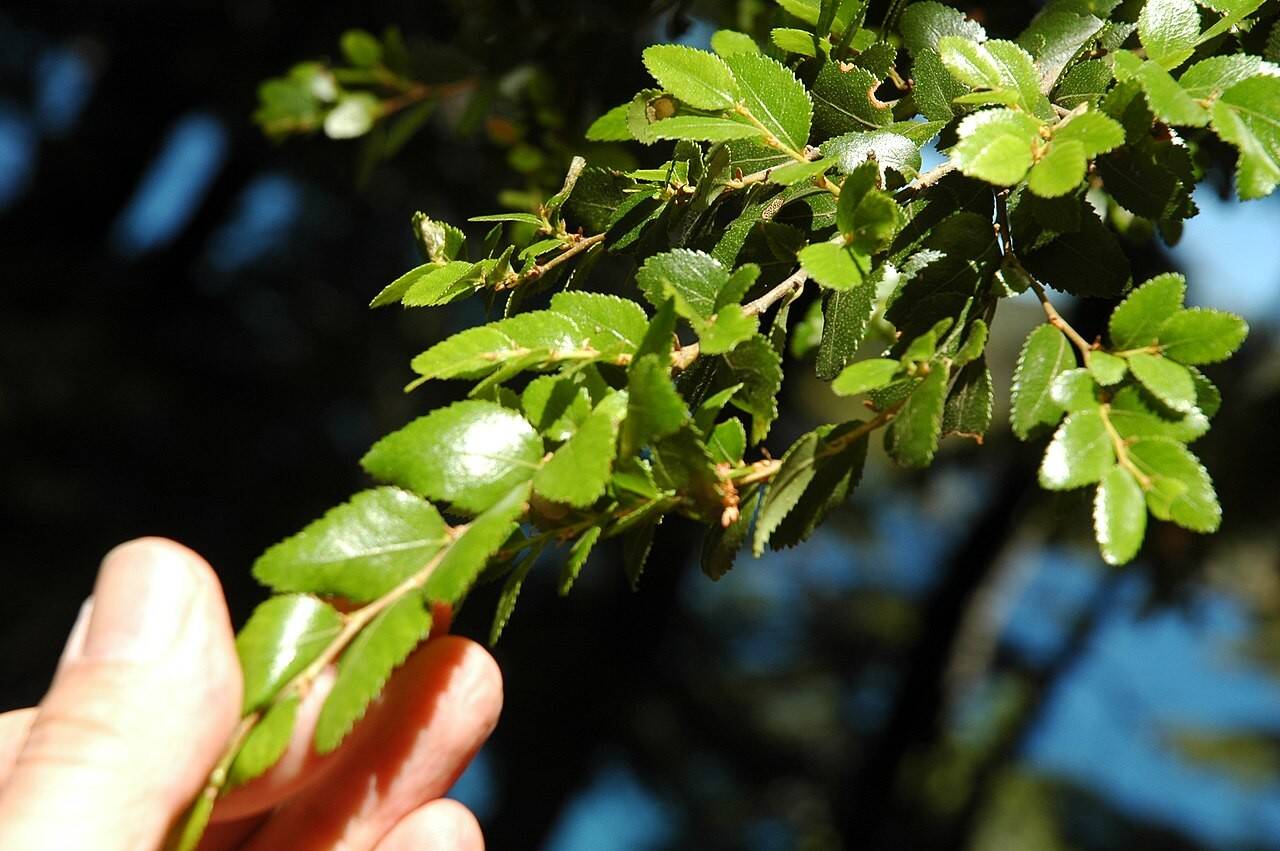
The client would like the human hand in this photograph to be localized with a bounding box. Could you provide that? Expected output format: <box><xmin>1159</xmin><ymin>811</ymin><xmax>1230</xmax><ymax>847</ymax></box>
<box><xmin>0</xmin><ymin>538</ymin><xmax>502</xmax><ymax>850</ymax></box>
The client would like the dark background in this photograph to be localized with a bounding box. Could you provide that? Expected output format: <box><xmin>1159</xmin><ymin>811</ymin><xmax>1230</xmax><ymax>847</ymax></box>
<box><xmin>4</xmin><ymin>2</ymin><xmax>1280</xmax><ymax>849</ymax></box>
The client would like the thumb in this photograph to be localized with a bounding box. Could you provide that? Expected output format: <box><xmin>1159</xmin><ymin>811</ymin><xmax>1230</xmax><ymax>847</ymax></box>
<box><xmin>0</xmin><ymin>539</ymin><xmax>242</xmax><ymax>851</ymax></box>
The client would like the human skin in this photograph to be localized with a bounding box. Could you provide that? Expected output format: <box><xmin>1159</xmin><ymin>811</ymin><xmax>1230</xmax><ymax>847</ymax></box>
<box><xmin>0</xmin><ymin>538</ymin><xmax>503</xmax><ymax>850</ymax></box>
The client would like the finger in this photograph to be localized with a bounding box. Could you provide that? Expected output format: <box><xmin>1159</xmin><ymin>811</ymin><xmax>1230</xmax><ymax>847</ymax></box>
<box><xmin>0</xmin><ymin>539</ymin><xmax>242</xmax><ymax>851</ymax></box>
<box><xmin>212</xmin><ymin>601</ymin><xmax>456</xmax><ymax>822</ymax></box>
<box><xmin>0</xmin><ymin>709</ymin><xmax>37</xmax><ymax>782</ymax></box>
<box><xmin>242</xmin><ymin>636</ymin><xmax>502</xmax><ymax>851</ymax></box>
<box><xmin>373</xmin><ymin>799</ymin><xmax>484</xmax><ymax>851</ymax></box>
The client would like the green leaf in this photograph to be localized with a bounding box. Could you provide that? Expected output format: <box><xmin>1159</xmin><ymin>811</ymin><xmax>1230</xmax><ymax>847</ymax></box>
<box><xmin>522</xmin><ymin>376</ymin><xmax>590</xmax><ymax>442</ymax></box>
<box><xmin>953</xmin><ymin>318</ymin><xmax>988</xmax><ymax>365</ymax></box>
<box><xmin>1050</xmin><ymin>367</ymin><xmax>1099</xmax><ymax>413</ymax></box>
<box><xmin>1054</xmin><ymin>108</ymin><xmax>1125</xmax><ymax>158</ymax></box>
<box><xmin>900</xmin><ymin>1</ymin><xmax>987</xmax><ymax>55</ymax></box>
<box><xmin>725</xmin><ymin>52</ymin><xmax>813</xmax><ymax>151</ymax></box>
<box><xmin>1054</xmin><ymin>59</ymin><xmax>1114</xmax><ymax>109</ymax></box>
<box><xmin>550</xmin><ymin>291</ymin><xmax>649</xmax><ymax>352</ymax></box>
<box><xmin>772</xmin><ymin>27</ymin><xmax>827</xmax><ymax>57</ymax></box>
<box><xmin>644</xmin><ymin>115</ymin><xmax>766</xmax><ymax>142</ymax></box>
<box><xmin>697</xmin><ymin>306</ymin><xmax>759</xmax><ymax>354</ymax></box>
<box><xmin>913</xmin><ymin>48</ymin><xmax>971</xmax><ymax>121</ymax></box>
<box><xmin>1157</xmin><ymin>308</ymin><xmax>1249</xmax><ymax>364</ymax></box>
<box><xmin>408</xmin><ymin>311</ymin><xmax>592</xmax><ymax>384</ymax></box>
<box><xmin>399</xmin><ymin>261</ymin><xmax>478</xmax><ymax>308</ymax></box>
<box><xmin>1138</xmin><ymin>0</ymin><xmax>1201</xmax><ymax>70</ymax></box>
<box><xmin>227</xmin><ymin>695</ymin><xmax>299</xmax><ymax>788</ymax></box>
<box><xmin>340</xmin><ymin>29</ymin><xmax>382</xmax><ymax>67</ymax></box>
<box><xmin>412</xmin><ymin>213</ymin><xmax>466</xmax><ymax>264</ymax></box>
<box><xmin>1107</xmin><ymin>385</ymin><xmax>1210</xmax><ymax>443</ymax></box>
<box><xmin>635</xmin><ymin>249</ymin><xmax>729</xmax><ymax>317</ymax></box>
<box><xmin>371</xmin><ymin>261</ymin><xmax>464</xmax><ymax>309</ymax></box>
<box><xmin>624</xmin><ymin>355</ymin><xmax>688</xmax><ymax>455</ymax></box>
<box><xmin>324</xmin><ymin>93</ymin><xmax>379</xmax><ymax>139</ymax></box>
<box><xmin>884</xmin><ymin>365</ymin><xmax>949</xmax><ymax>468</ymax></box>
<box><xmin>1211</xmin><ymin>76</ymin><xmax>1280</xmax><ymax>200</ymax></box>
<box><xmin>702</xmin><ymin>487</ymin><xmax>758</xmax><ymax>579</ymax></box>
<box><xmin>1094</xmin><ymin>465</ymin><xmax>1147</xmax><ymax>565</ymax></box>
<box><xmin>253</xmin><ymin>488</ymin><xmax>450</xmax><ymax>602</ymax></box>
<box><xmin>489</xmin><ymin>545</ymin><xmax>541</xmax><ymax>645</ymax></box>
<box><xmin>816</xmin><ymin>284</ymin><xmax>874</xmax><ymax>379</ymax></box>
<box><xmin>1128</xmin><ymin>437</ymin><xmax>1221</xmax><ymax>532</ymax></box>
<box><xmin>711</xmin><ymin>30</ymin><xmax>760</xmax><ymax>58</ymax></box>
<box><xmin>708</xmin><ymin>418</ymin><xmax>747</xmax><ymax>464</ymax></box>
<box><xmin>236</xmin><ymin>594</ymin><xmax>343</xmax><ymax>713</ymax></box>
<box><xmin>642</xmin><ymin>44</ymin><xmax>740</xmax><ymax>110</ymax></box>
<box><xmin>799</xmin><ymin>242</ymin><xmax>867</xmax><ymax>290</ymax></box>
<box><xmin>950</xmin><ymin>108</ymin><xmax>1043</xmax><ymax>186</ymax></box>
<box><xmin>651</xmin><ymin>429</ymin><xmax>721</xmax><ymax>519</ymax></box>
<box><xmin>425</xmin><ymin>484</ymin><xmax>530</xmax><ymax>603</ymax></box>
<box><xmin>1178</xmin><ymin>55</ymin><xmax>1261</xmax><ymax>100</ymax></box>
<box><xmin>766</xmin><ymin>157</ymin><xmax>837</xmax><ymax>186</ymax></box>
<box><xmin>1011</xmin><ymin>324</ymin><xmax>1074</xmax><ymax>439</ymax></box>
<box><xmin>558</xmin><ymin>526</ymin><xmax>602</xmax><ymax>595</ymax></box>
<box><xmin>832</xmin><ymin>357</ymin><xmax>899</xmax><ymax>396</ymax></box>
<box><xmin>822</xmin><ymin>130</ymin><xmax>923</xmax><ymax>180</ymax></box>
<box><xmin>362</xmin><ymin>401</ymin><xmax>542</xmax><ymax>515</ymax></box>
<box><xmin>1127</xmin><ymin>351</ymin><xmax>1197</xmax><ymax>412</ymax></box>
<box><xmin>754</xmin><ymin>422</ymin><xmax>868</xmax><ymax>554</ymax></box>
<box><xmin>937</xmin><ymin>38</ymin><xmax>1050</xmax><ymax>115</ymax></box>
<box><xmin>1109</xmin><ymin>272</ymin><xmax>1186</xmax><ymax>349</ymax></box>
<box><xmin>1028</xmin><ymin>138</ymin><xmax>1086</xmax><ymax>197</ymax></box>
<box><xmin>1113</xmin><ymin>52</ymin><xmax>1209</xmax><ymax>127</ymax></box>
<box><xmin>845</xmin><ymin>190</ymin><xmax>901</xmax><ymax>253</ymax></box>
<box><xmin>1089</xmin><ymin>351</ymin><xmax>1129</xmax><ymax>385</ymax></box>
<box><xmin>1039</xmin><ymin>410</ymin><xmax>1115</xmax><ymax>489</ymax></box>
<box><xmin>1196</xmin><ymin>0</ymin><xmax>1265</xmax><ymax>44</ymax></box>
<box><xmin>1018</xmin><ymin>7</ymin><xmax>1104</xmax><ymax>90</ymax></box>
<box><xmin>315</xmin><ymin>593</ymin><xmax>432</xmax><ymax>754</ymax></box>
<box><xmin>634</xmin><ymin>298</ymin><xmax>678</xmax><ymax>363</ymax></box>
<box><xmin>585</xmin><ymin>102</ymin><xmax>632</xmax><ymax>141</ymax></box>
<box><xmin>534</xmin><ymin>392</ymin><xmax>627</xmax><ymax>507</ymax></box>
<box><xmin>811</xmin><ymin>62</ymin><xmax>892</xmax><ymax>137</ymax></box>
<box><xmin>723</xmin><ymin>334</ymin><xmax>784</xmax><ymax>443</ymax></box>
<box><xmin>942</xmin><ymin>358</ymin><xmax>994</xmax><ymax>439</ymax></box>
<box><xmin>469</xmin><ymin>212</ymin><xmax>545</xmax><ymax>225</ymax></box>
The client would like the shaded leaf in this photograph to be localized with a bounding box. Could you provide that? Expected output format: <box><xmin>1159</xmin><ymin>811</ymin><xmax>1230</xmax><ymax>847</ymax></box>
<box><xmin>424</xmin><ymin>483</ymin><xmax>530</xmax><ymax>603</ymax></box>
<box><xmin>559</xmin><ymin>526</ymin><xmax>602</xmax><ymax>595</ymax></box>
<box><xmin>228</xmin><ymin>695</ymin><xmax>299</xmax><ymax>789</ymax></box>
<box><xmin>1011</xmin><ymin>324</ymin><xmax>1073</xmax><ymax>439</ymax></box>
<box><xmin>884</xmin><ymin>365</ymin><xmax>949</xmax><ymax>467</ymax></box>
<box><xmin>534</xmin><ymin>392</ymin><xmax>627</xmax><ymax>507</ymax></box>
<box><xmin>754</xmin><ymin>422</ymin><xmax>868</xmax><ymax>554</ymax></box>
<box><xmin>1128</xmin><ymin>437</ymin><xmax>1221</xmax><ymax>532</ymax></box>
<box><xmin>315</xmin><ymin>594</ymin><xmax>432</xmax><ymax>753</ymax></box>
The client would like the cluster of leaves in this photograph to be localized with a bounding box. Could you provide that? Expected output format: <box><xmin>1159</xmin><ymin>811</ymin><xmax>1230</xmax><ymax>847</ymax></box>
<box><xmin>172</xmin><ymin>0</ymin><xmax>1276</xmax><ymax>845</ymax></box>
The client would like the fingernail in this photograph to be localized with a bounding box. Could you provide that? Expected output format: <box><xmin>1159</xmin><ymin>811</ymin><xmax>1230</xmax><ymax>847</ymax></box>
<box><xmin>82</xmin><ymin>540</ymin><xmax>198</xmax><ymax>662</ymax></box>
<box><xmin>54</xmin><ymin>597</ymin><xmax>95</xmax><ymax>674</ymax></box>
